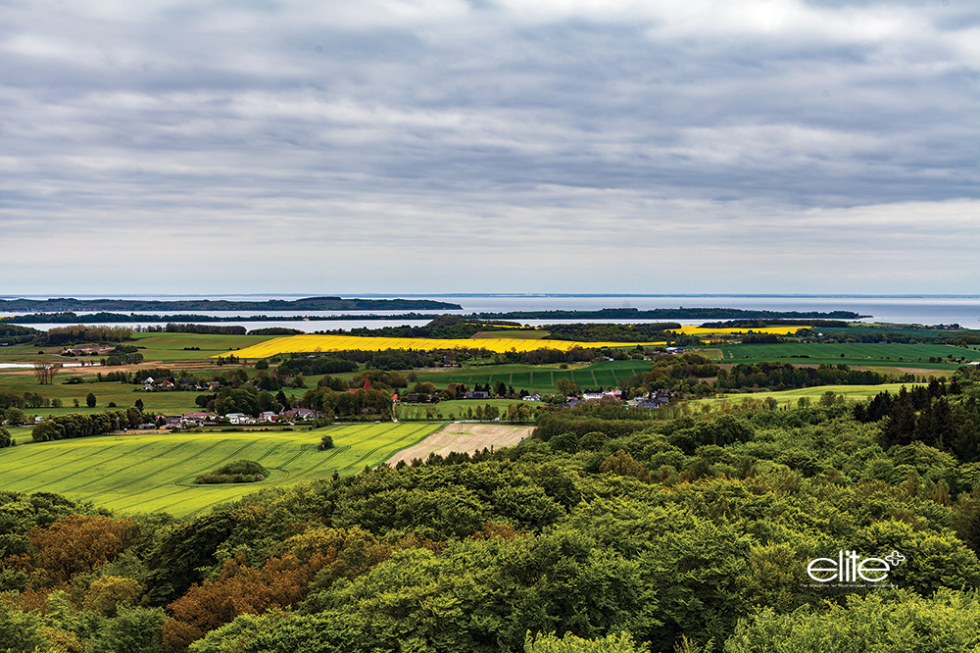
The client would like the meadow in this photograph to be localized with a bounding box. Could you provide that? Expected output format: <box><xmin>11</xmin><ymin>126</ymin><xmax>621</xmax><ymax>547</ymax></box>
<box><xmin>413</xmin><ymin>360</ymin><xmax>657</xmax><ymax>394</ymax></box>
<box><xmin>688</xmin><ymin>382</ymin><xmax>916</xmax><ymax>410</ymax></box>
<box><xmin>128</xmin><ymin>332</ymin><xmax>277</xmax><ymax>361</ymax></box>
<box><xmin>715</xmin><ymin>342</ymin><xmax>980</xmax><ymax>366</ymax></box>
<box><xmin>0</xmin><ymin>422</ymin><xmax>440</xmax><ymax>517</ymax></box>
<box><xmin>396</xmin><ymin>398</ymin><xmax>533</xmax><ymax>421</ymax></box>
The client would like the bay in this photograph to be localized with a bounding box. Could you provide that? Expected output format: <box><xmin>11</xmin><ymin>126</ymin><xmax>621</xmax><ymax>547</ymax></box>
<box><xmin>3</xmin><ymin>295</ymin><xmax>978</xmax><ymax>333</ymax></box>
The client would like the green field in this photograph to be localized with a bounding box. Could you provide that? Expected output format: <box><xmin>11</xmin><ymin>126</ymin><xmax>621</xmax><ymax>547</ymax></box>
<box><xmin>396</xmin><ymin>398</ymin><xmax>533</xmax><ymax>421</ymax></box>
<box><xmin>692</xmin><ymin>383</ymin><xmax>914</xmax><ymax>410</ymax></box>
<box><xmin>716</xmin><ymin>342</ymin><xmax>979</xmax><ymax>367</ymax></box>
<box><xmin>129</xmin><ymin>332</ymin><xmax>278</xmax><ymax>361</ymax></box>
<box><xmin>413</xmin><ymin>360</ymin><xmax>656</xmax><ymax>394</ymax></box>
<box><xmin>0</xmin><ymin>332</ymin><xmax>277</xmax><ymax>364</ymax></box>
<box><xmin>0</xmin><ymin>423</ymin><xmax>441</xmax><ymax>517</ymax></box>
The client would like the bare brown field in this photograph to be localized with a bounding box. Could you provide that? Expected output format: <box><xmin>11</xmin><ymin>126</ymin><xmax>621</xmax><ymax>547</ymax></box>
<box><xmin>386</xmin><ymin>422</ymin><xmax>533</xmax><ymax>465</ymax></box>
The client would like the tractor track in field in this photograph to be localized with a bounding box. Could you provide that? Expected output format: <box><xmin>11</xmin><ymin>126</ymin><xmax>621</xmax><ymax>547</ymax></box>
<box><xmin>336</xmin><ymin>425</ymin><xmax>432</xmax><ymax>472</ymax></box>
<box><xmin>299</xmin><ymin>445</ymin><xmax>352</xmax><ymax>476</ymax></box>
<box><xmin>93</xmin><ymin>439</ymin><xmax>275</xmax><ymax>511</ymax></box>
<box><xmin>134</xmin><ymin>439</ymin><xmax>246</xmax><ymax>484</ymax></box>
<box><xmin>191</xmin><ymin>439</ymin><xmax>265</xmax><ymax>473</ymax></box>
<box><xmin>11</xmin><ymin>439</ymin><xmax>178</xmax><ymax>494</ymax></box>
<box><xmin>64</xmin><ymin>437</ymin><xmax>246</xmax><ymax>496</ymax></box>
<box><xmin>343</xmin><ymin>442</ymin><xmax>395</xmax><ymax>471</ymax></box>
<box><xmin>0</xmin><ymin>442</ymin><xmax>101</xmax><ymax>474</ymax></box>
<box><xmin>277</xmin><ymin>444</ymin><xmax>317</xmax><ymax>470</ymax></box>
<box><xmin>50</xmin><ymin>439</ymin><xmax>220</xmax><ymax>495</ymax></box>
<box><xmin>255</xmin><ymin>440</ymin><xmax>291</xmax><ymax>462</ymax></box>
<box><xmin>272</xmin><ymin>428</ymin><xmax>372</xmax><ymax>472</ymax></box>
<box><xmin>137</xmin><ymin>484</ymin><xmax>249</xmax><ymax>518</ymax></box>
<box><xmin>3</xmin><ymin>424</ymin><xmax>442</xmax><ymax>517</ymax></box>
<box><xmin>108</xmin><ymin>484</ymin><xmax>210</xmax><ymax>514</ymax></box>
<box><xmin>110</xmin><ymin>441</ymin><xmax>302</xmax><ymax>512</ymax></box>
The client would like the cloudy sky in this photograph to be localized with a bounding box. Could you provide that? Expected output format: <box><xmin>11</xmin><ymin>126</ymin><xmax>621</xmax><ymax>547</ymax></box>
<box><xmin>1</xmin><ymin>0</ymin><xmax>977</xmax><ymax>296</ymax></box>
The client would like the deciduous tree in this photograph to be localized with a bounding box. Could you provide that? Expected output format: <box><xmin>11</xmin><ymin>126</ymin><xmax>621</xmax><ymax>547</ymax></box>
<box><xmin>32</xmin><ymin>362</ymin><xmax>60</xmax><ymax>385</ymax></box>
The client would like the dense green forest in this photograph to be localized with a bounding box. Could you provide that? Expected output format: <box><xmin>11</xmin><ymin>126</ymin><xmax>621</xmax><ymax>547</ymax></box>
<box><xmin>473</xmin><ymin>308</ymin><xmax>865</xmax><ymax>320</ymax></box>
<box><xmin>3</xmin><ymin>364</ymin><xmax>980</xmax><ymax>652</ymax></box>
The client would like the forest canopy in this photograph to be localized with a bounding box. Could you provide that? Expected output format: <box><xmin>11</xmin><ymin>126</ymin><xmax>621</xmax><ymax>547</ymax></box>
<box><xmin>2</xmin><ymin>365</ymin><xmax>980</xmax><ymax>652</ymax></box>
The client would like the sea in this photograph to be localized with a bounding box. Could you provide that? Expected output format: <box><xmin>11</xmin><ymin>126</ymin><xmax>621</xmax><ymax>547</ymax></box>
<box><xmin>2</xmin><ymin>294</ymin><xmax>979</xmax><ymax>333</ymax></box>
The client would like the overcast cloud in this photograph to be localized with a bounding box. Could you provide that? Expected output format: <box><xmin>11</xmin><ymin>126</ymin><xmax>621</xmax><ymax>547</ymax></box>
<box><xmin>1</xmin><ymin>0</ymin><xmax>977</xmax><ymax>295</ymax></box>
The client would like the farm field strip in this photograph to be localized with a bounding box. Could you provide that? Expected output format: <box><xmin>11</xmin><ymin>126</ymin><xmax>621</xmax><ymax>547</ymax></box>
<box><xmin>696</xmin><ymin>383</ymin><xmax>925</xmax><ymax>408</ymax></box>
<box><xmin>718</xmin><ymin>342</ymin><xmax>980</xmax><ymax>365</ymax></box>
<box><xmin>216</xmin><ymin>334</ymin><xmax>671</xmax><ymax>358</ymax></box>
<box><xmin>672</xmin><ymin>325</ymin><xmax>806</xmax><ymax>336</ymax></box>
<box><xmin>300</xmin><ymin>445</ymin><xmax>354</xmax><ymax>476</ymax></box>
<box><xmin>4</xmin><ymin>438</ymin><xmax>173</xmax><ymax>494</ymax></box>
<box><xmin>22</xmin><ymin>438</ymin><xmax>231</xmax><ymax>496</ymax></box>
<box><xmin>386</xmin><ymin>424</ymin><xmax>534</xmax><ymax>466</ymax></box>
<box><xmin>0</xmin><ymin>423</ymin><xmax>444</xmax><ymax>517</ymax></box>
<box><xmin>324</xmin><ymin>424</ymin><xmax>438</xmax><ymax>472</ymax></box>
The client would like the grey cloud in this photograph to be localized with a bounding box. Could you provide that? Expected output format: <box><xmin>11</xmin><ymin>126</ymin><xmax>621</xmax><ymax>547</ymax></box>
<box><xmin>0</xmin><ymin>0</ymin><xmax>977</xmax><ymax>294</ymax></box>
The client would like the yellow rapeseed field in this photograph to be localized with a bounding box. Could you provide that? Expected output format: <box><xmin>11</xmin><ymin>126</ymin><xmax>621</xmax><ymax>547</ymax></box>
<box><xmin>670</xmin><ymin>325</ymin><xmax>806</xmax><ymax>336</ymax></box>
<box><xmin>217</xmin><ymin>334</ymin><xmax>668</xmax><ymax>358</ymax></box>
<box><xmin>216</xmin><ymin>325</ymin><xmax>802</xmax><ymax>359</ymax></box>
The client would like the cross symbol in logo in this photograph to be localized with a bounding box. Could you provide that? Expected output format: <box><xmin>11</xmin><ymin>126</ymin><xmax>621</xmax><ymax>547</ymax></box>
<box><xmin>884</xmin><ymin>551</ymin><xmax>906</xmax><ymax>567</ymax></box>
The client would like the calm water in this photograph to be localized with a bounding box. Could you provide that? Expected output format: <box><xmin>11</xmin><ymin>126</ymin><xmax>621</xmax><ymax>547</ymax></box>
<box><xmin>4</xmin><ymin>295</ymin><xmax>979</xmax><ymax>332</ymax></box>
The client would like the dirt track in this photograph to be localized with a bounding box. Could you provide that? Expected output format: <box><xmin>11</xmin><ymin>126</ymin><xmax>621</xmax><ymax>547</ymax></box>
<box><xmin>387</xmin><ymin>423</ymin><xmax>533</xmax><ymax>465</ymax></box>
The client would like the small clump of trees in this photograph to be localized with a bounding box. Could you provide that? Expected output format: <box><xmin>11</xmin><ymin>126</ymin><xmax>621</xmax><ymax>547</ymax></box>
<box><xmin>195</xmin><ymin>460</ymin><xmax>269</xmax><ymax>484</ymax></box>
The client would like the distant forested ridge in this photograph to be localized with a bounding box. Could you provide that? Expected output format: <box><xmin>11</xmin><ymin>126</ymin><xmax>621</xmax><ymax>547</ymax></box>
<box><xmin>8</xmin><ymin>312</ymin><xmax>454</xmax><ymax>324</ymax></box>
<box><xmin>7</xmin><ymin>306</ymin><xmax>864</xmax><ymax>325</ymax></box>
<box><xmin>0</xmin><ymin>296</ymin><xmax>462</xmax><ymax>312</ymax></box>
<box><xmin>475</xmin><ymin>307</ymin><xmax>867</xmax><ymax>320</ymax></box>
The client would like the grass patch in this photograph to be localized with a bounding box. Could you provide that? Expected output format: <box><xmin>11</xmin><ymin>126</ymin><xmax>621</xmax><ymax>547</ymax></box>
<box><xmin>130</xmin><ymin>332</ymin><xmax>279</xmax><ymax>362</ymax></box>
<box><xmin>396</xmin><ymin>398</ymin><xmax>536</xmax><ymax>421</ymax></box>
<box><xmin>691</xmin><ymin>383</ymin><xmax>919</xmax><ymax>410</ymax></box>
<box><xmin>716</xmin><ymin>343</ymin><xmax>978</xmax><ymax>368</ymax></box>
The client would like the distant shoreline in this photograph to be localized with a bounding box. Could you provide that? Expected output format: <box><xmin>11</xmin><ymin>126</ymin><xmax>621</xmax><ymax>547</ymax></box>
<box><xmin>0</xmin><ymin>297</ymin><xmax>462</xmax><ymax>313</ymax></box>
<box><xmin>3</xmin><ymin>293</ymin><xmax>979</xmax><ymax>300</ymax></box>
<box><xmin>4</xmin><ymin>307</ymin><xmax>866</xmax><ymax>324</ymax></box>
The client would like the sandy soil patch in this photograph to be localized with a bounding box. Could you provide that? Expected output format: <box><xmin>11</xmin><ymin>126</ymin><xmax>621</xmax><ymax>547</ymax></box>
<box><xmin>387</xmin><ymin>422</ymin><xmax>533</xmax><ymax>465</ymax></box>
<box><xmin>63</xmin><ymin>345</ymin><xmax>117</xmax><ymax>355</ymax></box>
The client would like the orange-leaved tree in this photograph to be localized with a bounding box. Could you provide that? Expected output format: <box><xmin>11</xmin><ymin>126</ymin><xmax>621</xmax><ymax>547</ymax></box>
<box><xmin>163</xmin><ymin>553</ymin><xmax>327</xmax><ymax>651</ymax></box>
<box><xmin>28</xmin><ymin>514</ymin><xmax>137</xmax><ymax>585</ymax></box>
